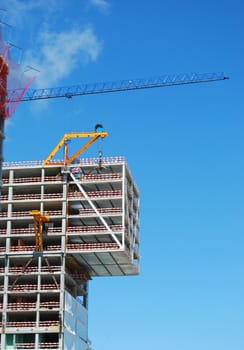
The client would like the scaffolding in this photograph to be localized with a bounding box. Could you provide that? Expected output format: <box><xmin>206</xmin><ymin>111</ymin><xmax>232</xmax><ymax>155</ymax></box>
<box><xmin>0</xmin><ymin>156</ymin><xmax>140</xmax><ymax>349</ymax></box>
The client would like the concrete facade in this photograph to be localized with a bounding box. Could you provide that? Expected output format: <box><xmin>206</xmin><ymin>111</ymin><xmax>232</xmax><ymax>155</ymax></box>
<box><xmin>0</xmin><ymin>156</ymin><xmax>140</xmax><ymax>349</ymax></box>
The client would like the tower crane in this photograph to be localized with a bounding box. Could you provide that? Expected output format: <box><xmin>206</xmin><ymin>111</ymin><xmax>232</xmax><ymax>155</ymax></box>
<box><xmin>0</xmin><ymin>23</ymin><xmax>229</xmax><ymax>190</ymax></box>
<box><xmin>0</xmin><ymin>56</ymin><xmax>228</xmax><ymax>189</ymax></box>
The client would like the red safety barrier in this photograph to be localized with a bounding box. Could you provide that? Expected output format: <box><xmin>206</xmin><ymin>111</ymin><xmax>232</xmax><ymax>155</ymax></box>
<box><xmin>40</xmin><ymin>301</ymin><xmax>59</xmax><ymax>308</ymax></box>
<box><xmin>16</xmin><ymin>343</ymin><xmax>35</xmax><ymax>349</ymax></box>
<box><xmin>47</xmin><ymin>245</ymin><xmax>61</xmax><ymax>251</ymax></box>
<box><xmin>8</xmin><ymin>227</ymin><xmax>62</xmax><ymax>235</ymax></box>
<box><xmin>79</xmin><ymin>207</ymin><xmax>122</xmax><ymax>215</ymax></box>
<box><xmin>44</xmin><ymin>176</ymin><xmax>62</xmax><ymax>182</ymax></box>
<box><xmin>39</xmin><ymin>342</ymin><xmax>59</xmax><ymax>349</ymax></box>
<box><xmin>68</xmin><ymin>189</ymin><xmax>122</xmax><ymax>199</ymax></box>
<box><xmin>13</xmin><ymin>176</ymin><xmax>41</xmax><ymax>183</ymax></box>
<box><xmin>66</xmin><ymin>242</ymin><xmax>119</xmax><ymax>251</ymax></box>
<box><xmin>80</xmin><ymin>173</ymin><xmax>122</xmax><ymax>181</ymax></box>
<box><xmin>7</xmin><ymin>321</ymin><xmax>36</xmax><ymax>327</ymax></box>
<box><xmin>67</xmin><ymin>224</ymin><xmax>123</xmax><ymax>233</ymax></box>
<box><xmin>40</xmin><ymin>284</ymin><xmax>60</xmax><ymax>290</ymax></box>
<box><xmin>44</xmin><ymin>193</ymin><xmax>63</xmax><ymax>199</ymax></box>
<box><xmin>8</xmin><ymin>302</ymin><xmax>36</xmax><ymax>310</ymax></box>
<box><xmin>39</xmin><ymin>320</ymin><xmax>59</xmax><ymax>326</ymax></box>
<box><xmin>10</xmin><ymin>284</ymin><xmax>38</xmax><ymax>291</ymax></box>
<box><xmin>10</xmin><ymin>245</ymin><xmax>36</xmax><ymax>252</ymax></box>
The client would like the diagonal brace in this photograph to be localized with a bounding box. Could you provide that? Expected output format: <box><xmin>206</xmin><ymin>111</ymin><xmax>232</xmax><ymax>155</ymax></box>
<box><xmin>70</xmin><ymin>172</ymin><xmax>121</xmax><ymax>248</ymax></box>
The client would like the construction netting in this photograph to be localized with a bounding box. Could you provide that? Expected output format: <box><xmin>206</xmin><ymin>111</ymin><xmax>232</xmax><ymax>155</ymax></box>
<box><xmin>0</xmin><ymin>25</ymin><xmax>35</xmax><ymax>118</ymax></box>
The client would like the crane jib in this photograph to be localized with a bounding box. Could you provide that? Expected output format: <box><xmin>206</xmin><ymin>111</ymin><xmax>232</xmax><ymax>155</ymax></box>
<box><xmin>6</xmin><ymin>72</ymin><xmax>229</xmax><ymax>103</ymax></box>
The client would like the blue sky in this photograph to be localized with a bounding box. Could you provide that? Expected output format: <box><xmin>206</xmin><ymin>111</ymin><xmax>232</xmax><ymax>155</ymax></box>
<box><xmin>1</xmin><ymin>1</ymin><xmax>244</xmax><ymax>350</ymax></box>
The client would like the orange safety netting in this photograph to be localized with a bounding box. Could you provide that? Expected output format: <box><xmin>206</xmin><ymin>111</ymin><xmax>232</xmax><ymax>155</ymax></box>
<box><xmin>0</xmin><ymin>26</ymin><xmax>35</xmax><ymax>118</ymax></box>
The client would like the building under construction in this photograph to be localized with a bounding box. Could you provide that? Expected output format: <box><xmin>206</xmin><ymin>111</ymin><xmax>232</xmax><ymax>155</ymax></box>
<box><xmin>0</xmin><ymin>134</ymin><xmax>140</xmax><ymax>350</ymax></box>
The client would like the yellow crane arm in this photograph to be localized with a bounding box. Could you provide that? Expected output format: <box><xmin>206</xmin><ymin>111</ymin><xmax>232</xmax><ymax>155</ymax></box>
<box><xmin>29</xmin><ymin>210</ymin><xmax>49</xmax><ymax>251</ymax></box>
<box><xmin>42</xmin><ymin>131</ymin><xmax>108</xmax><ymax>166</ymax></box>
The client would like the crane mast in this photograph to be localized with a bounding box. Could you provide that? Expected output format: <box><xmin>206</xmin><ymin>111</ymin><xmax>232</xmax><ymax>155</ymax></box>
<box><xmin>0</xmin><ymin>54</ymin><xmax>8</xmax><ymax>189</ymax></box>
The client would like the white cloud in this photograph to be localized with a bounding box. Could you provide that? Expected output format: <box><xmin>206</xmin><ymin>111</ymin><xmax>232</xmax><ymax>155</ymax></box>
<box><xmin>1</xmin><ymin>0</ymin><xmax>58</xmax><ymax>27</ymax></box>
<box><xmin>1</xmin><ymin>0</ymin><xmax>105</xmax><ymax>93</ymax></box>
<box><xmin>25</xmin><ymin>26</ymin><xmax>102</xmax><ymax>88</ymax></box>
<box><xmin>89</xmin><ymin>0</ymin><xmax>110</xmax><ymax>13</ymax></box>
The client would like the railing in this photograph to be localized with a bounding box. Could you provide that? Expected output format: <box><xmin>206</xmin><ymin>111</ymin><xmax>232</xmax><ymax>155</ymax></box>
<box><xmin>0</xmin><ymin>284</ymin><xmax>60</xmax><ymax>292</ymax></box>
<box><xmin>1</xmin><ymin>190</ymin><xmax>122</xmax><ymax>201</ymax></box>
<box><xmin>0</xmin><ymin>207</ymin><xmax>122</xmax><ymax>218</ymax></box>
<box><xmin>67</xmin><ymin>224</ymin><xmax>123</xmax><ymax>233</ymax></box>
<box><xmin>78</xmin><ymin>156</ymin><xmax>125</xmax><ymax>165</ymax></box>
<box><xmin>66</xmin><ymin>242</ymin><xmax>119</xmax><ymax>250</ymax></box>
<box><xmin>3</xmin><ymin>160</ymin><xmax>42</xmax><ymax>168</ymax></box>
<box><xmin>3</xmin><ymin>156</ymin><xmax>125</xmax><ymax>168</ymax></box>
<box><xmin>4</xmin><ymin>300</ymin><xmax>60</xmax><ymax>310</ymax></box>
<box><xmin>15</xmin><ymin>342</ymin><xmax>59</xmax><ymax>349</ymax></box>
<box><xmin>44</xmin><ymin>193</ymin><xmax>63</xmax><ymax>199</ymax></box>
<box><xmin>0</xmin><ymin>210</ymin><xmax>45</xmax><ymax>217</ymax></box>
<box><xmin>30</xmin><ymin>266</ymin><xmax>61</xmax><ymax>273</ymax></box>
<box><xmin>40</xmin><ymin>301</ymin><xmax>60</xmax><ymax>308</ymax></box>
<box><xmin>1</xmin><ymin>193</ymin><xmax>41</xmax><ymax>201</ymax></box>
<box><xmin>68</xmin><ymin>189</ymin><xmax>122</xmax><ymax>198</ymax></box>
<box><xmin>16</xmin><ymin>344</ymin><xmax>35</xmax><ymax>349</ymax></box>
<box><xmin>10</xmin><ymin>245</ymin><xmax>62</xmax><ymax>253</ymax></box>
<box><xmin>48</xmin><ymin>242</ymin><xmax>119</xmax><ymax>251</ymax></box>
<box><xmin>79</xmin><ymin>207</ymin><xmax>122</xmax><ymax>215</ymax></box>
<box><xmin>10</xmin><ymin>245</ymin><xmax>36</xmax><ymax>252</ymax></box>
<box><xmin>8</xmin><ymin>227</ymin><xmax>62</xmax><ymax>235</ymax></box>
<box><xmin>39</xmin><ymin>342</ymin><xmax>59</xmax><ymax>349</ymax></box>
<box><xmin>0</xmin><ymin>266</ymin><xmax>61</xmax><ymax>274</ymax></box>
<box><xmin>6</xmin><ymin>320</ymin><xmax>59</xmax><ymax>327</ymax></box>
<box><xmin>1</xmin><ymin>284</ymin><xmax>62</xmax><ymax>293</ymax></box>
<box><xmin>0</xmin><ymin>242</ymin><xmax>121</xmax><ymax>253</ymax></box>
<box><xmin>7</xmin><ymin>302</ymin><xmax>36</xmax><ymax>310</ymax></box>
<box><xmin>0</xmin><ymin>225</ymin><xmax>122</xmax><ymax>235</ymax></box>
<box><xmin>79</xmin><ymin>173</ymin><xmax>122</xmax><ymax>181</ymax></box>
<box><xmin>11</xmin><ymin>176</ymin><xmax>41</xmax><ymax>183</ymax></box>
<box><xmin>7</xmin><ymin>321</ymin><xmax>36</xmax><ymax>327</ymax></box>
<box><xmin>3</xmin><ymin>175</ymin><xmax>63</xmax><ymax>184</ymax></box>
<box><xmin>2</xmin><ymin>173</ymin><xmax>122</xmax><ymax>184</ymax></box>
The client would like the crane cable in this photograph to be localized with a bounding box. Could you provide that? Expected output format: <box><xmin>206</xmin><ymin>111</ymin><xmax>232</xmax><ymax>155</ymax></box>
<box><xmin>94</xmin><ymin>124</ymin><xmax>104</xmax><ymax>169</ymax></box>
<box><xmin>98</xmin><ymin>137</ymin><xmax>103</xmax><ymax>169</ymax></box>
